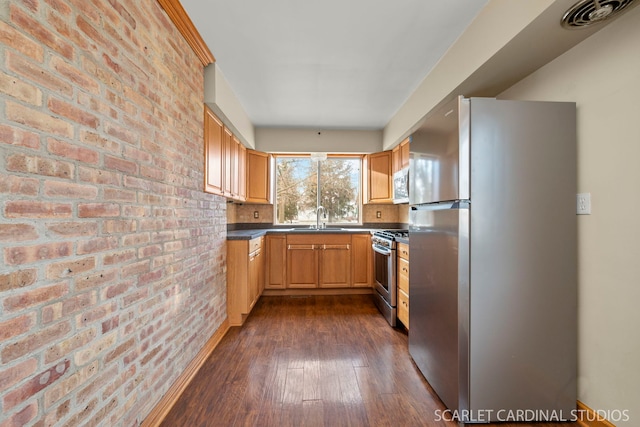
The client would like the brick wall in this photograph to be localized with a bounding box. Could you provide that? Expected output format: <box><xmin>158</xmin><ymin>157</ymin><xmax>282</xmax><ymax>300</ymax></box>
<box><xmin>0</xmin><ymin>1</ymin><xmax>227</xmax><ymax>426</ymax></box>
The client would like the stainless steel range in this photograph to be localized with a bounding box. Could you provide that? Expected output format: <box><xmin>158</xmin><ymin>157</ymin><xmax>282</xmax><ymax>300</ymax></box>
<box><xmin>371</xmin><ymin>230</ymin><xmax>408</xmax><ymax>326</ymax></box>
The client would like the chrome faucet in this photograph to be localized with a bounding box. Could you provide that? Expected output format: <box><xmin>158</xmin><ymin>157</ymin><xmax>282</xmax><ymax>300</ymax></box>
<box><xmin>316</xmin><ymin>206</ymin><xmax>326</xmax><ymax>229</ymax></box>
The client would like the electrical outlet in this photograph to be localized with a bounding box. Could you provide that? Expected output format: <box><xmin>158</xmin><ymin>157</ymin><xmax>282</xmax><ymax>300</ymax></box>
<box><xmin>577</xmin><ymin>193</ymin><xmax>591</xmax><ymax>215</ymax></box>
<box><xmin>253</xmin><ymin>211</ymin><xmax>259</xmax><ymax>219</ymax></box>
<box><xmin>376</xmin><ymin>211</ymin><xmax>381</xmax><ymax>219</ymax></box>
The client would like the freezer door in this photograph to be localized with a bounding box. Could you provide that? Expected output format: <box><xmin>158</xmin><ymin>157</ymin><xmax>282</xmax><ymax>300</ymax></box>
<box><xmin>409</xmin><ymin>97</ymin><xmax>469</xmax><ymax>204</ymax></box>
<box><xmin>408</xmin><ymin>203</ymin><xmax>469</xmax><ymax>413</ymax></box>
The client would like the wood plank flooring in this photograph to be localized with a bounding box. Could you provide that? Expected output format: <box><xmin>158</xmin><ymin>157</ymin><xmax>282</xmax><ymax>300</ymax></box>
<box><xmin>161</xmin><ymin>295</ymin><xmax>580</xmax><ymax>427</ymax></box>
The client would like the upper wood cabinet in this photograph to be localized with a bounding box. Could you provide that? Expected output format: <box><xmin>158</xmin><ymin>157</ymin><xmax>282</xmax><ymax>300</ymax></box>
<box><xmin>204</xmin><ymin>106</ymin><xmax>224</xmax><ymax>195</ymax></box>
<box><xmin>392</xmin><ymin>137</ymin><xmax>410</xmax><ymax>174</ymax></box>
<box><xmin>246</xmin><ymin>149</ymin><xmax>270</xmax><ymax>204</ymax></box>
<box><xmin>236</xmin><ymin>138</ymin><xmax>247</xmax><ymax>201</ymax></box>
<box><xmin>203</xmin><ymin>107</ymin><xmax>271</xmax><ymax>204</ymax></box>
<box><xmin>367</xmin><ymin>150</ymin><xmax>392</xmax><ymax>203</ymax></box>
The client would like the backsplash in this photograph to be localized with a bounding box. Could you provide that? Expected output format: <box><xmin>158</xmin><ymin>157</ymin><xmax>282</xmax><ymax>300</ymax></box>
<box><xmin>228</xmin><ymin>202</ymin><xmax>409</xmax><ymax>228</ymax></box>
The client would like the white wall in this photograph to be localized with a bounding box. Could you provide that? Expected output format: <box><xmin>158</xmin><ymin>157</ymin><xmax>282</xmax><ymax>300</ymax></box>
<box><xmin>500</xmin><ymin>6</ymin><xmax>640</xmax><ymax>425</ymax></box>
<box><xmin>255</xmin><ymin>128</ymin><xmax>382</xmax><ymax>153</ymax></box>
<box><xmin>205</xmin><ymin>64</ymin><xmax>256</xmax><ymax>148</ymax></box>
<box><xmin>382</xmin><ymin>0</ymin><xmax>555</xmax><ymax>150</ymax></box>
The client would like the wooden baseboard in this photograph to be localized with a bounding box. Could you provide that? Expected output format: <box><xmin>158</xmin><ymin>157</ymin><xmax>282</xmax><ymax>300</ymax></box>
<box><xmin>576</xmin><ymin>400</ymin><xmax>617</xmax><ymax>427</ymax></box>
<box><xmin>141</xmin><ymin>318</ymin><xmax>230</xmax><ymax>427</ymax></box>
<box><xmin>262</xmin><ymin>288</ymin><xmax>373</xmax><ymax>296</ymax></box>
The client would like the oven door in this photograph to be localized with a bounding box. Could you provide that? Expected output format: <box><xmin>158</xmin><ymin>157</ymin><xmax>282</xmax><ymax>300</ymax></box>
<box><xmin>372</xmin><ymin>244</ymin><xmax>396</xmax><ymax>307</ymax></box>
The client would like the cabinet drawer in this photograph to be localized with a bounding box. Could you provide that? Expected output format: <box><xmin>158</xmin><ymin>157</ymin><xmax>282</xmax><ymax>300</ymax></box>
<box><xmin>398</xmin><ymin>289</ymin><xmax>409</xmax><ymax>329</ymax></box>
<box><xmin>397</xmin><ymin>258</ymin><xmax>409</xmax><ymax>293</ymax></box>
<box><xmin>249</xmin><ymin>236</ymin><xmax>262</xmax><ymax>253</ymax></box>
<box><xmin>397</xmin><ymin>242</ymin><xmax>409</xmax><ymax>260</ymax></box>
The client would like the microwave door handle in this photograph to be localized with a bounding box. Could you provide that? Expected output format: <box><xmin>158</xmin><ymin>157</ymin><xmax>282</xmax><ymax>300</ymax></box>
<box><xmin>372</xmin><ymin>244</ymin><xmax>392</xmax><ymax>256</ymax></box>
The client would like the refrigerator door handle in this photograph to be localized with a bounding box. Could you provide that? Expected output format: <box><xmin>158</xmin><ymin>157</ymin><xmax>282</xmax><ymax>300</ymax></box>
<box><xmin>411</xmin><ymin>200</ymin><xmax>469</xmax><ymax>211</ymax></box>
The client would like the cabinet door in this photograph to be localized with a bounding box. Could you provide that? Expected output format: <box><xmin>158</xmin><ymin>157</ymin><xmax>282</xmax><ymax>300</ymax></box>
<box><xmin>248</xmin><ymin>248</ymin><xmax>262</xmax><ymax>309</ymax></box>
<box><xmin>265</xmin><ymin>235</ymin><xmax>286</xmax><ymax>289</ymax></box>
<box><xmin>400</xmin><ymin>138</ymin><xmax>410</xmax><ymax>169</ymax></box>
<box><xmin>287</xmin><ymin>244</ymin><xmax>318</xmax><ymax>288</ymax></box>
<box><xmin>237</xmin><ymin>140</ymin><xmax>247</xmax><ymax>202</ymax></box>
<box><xmin>367</xmin><ymin>151</ymin><xmax>392</xmax><ymax>203</ymax></box>
<box><xmin>319</xmin><ymin>243</ymin><xmax>351</xmax><ymax>288</ymax></box>
<box><xmin>246</xmin><ymin>149</ymin><xmax>270</xmax><ymax>203</ymax></box>
<box><xmin>392</xmin><ymin>145</ymin><xmax>402</xmax><ymax>174</ymax></box>
<box><xmin>204</xmin><ymin>106</ymin><xmax>224</xmax><ymax>195</ymax></box>
<box><xmin>351</xmin><ymin>234</ymin><xmax>372</xmax><ymax>287</ymax></box>
<box><xmin>223</xmin><ymin>126</ymin><xmax>233</xmax><ymax>197</ymax></box>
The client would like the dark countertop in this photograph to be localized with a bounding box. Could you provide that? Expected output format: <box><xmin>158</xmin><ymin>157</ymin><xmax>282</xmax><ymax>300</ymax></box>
<box><xmin>395</xmin><ymin>236</ymin><xmax>409</xmax><ymax>245</ymax></box>
<box><xmin>226</xmin><ymin>228</ymin><xmax>378</xmax><ymax>240</ymax></box>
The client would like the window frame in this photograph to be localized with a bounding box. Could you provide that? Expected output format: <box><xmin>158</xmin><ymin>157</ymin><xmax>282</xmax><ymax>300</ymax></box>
<box><xmin>272</xmin><ymin>153</ymin><xmax>365</xmax><ymax>226</ymax></box>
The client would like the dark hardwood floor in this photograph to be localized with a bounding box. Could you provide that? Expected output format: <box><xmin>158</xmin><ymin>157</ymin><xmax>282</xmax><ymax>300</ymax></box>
<box><xmin>161</xmin><ymin>295</ymin><xmax>579</xmax><ymax>427</ymax></box>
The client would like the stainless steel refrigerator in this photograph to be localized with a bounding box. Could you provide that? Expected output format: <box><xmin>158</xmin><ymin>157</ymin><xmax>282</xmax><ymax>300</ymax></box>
<box><xmin>408</xmin><ymin>97</ymin><xmax>577</xmax><ymax>423</ymax></box>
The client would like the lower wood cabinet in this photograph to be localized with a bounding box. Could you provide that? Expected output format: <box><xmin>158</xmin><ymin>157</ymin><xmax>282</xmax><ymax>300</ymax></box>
<box><xmin>265</xmin><ymin>234</ymin><xmax>286</xmax><ymax>289</ymax></box>
<box><xmin>227</xmin><ymin>236</ymin><xmax>264</xmax><ymax>326</ymax></box>
<box><xmin>286</xmin><ymin>234</ymin><xmax>353</xmax><ymax>289</ymax></box>
<box><xmin>351</xmin><ymin>234</ymin><xmax>372</xmax><ymax>287</ymax></box>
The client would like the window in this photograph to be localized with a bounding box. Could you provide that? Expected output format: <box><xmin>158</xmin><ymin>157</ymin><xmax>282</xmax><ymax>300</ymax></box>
<box><xmin>274</xmin><ymin>155</ymin><xmax>362</xmax><ymax>225</ymax></box>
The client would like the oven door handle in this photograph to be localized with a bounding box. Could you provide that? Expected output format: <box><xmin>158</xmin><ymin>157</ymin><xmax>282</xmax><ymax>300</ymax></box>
<box><xmin>372</xmin><ymin>244</ymin><xmax>392</xmax><ymax>256</ymax></box>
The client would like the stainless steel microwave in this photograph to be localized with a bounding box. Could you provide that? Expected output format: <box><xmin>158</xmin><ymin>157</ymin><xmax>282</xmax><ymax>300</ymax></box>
<box><xmin>393</xmin><ymin>167</ymin><xmax>409</xmax><ymax>204</ymax></box>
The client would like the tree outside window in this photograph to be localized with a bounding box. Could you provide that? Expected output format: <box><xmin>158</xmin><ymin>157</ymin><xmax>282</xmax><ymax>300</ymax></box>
<box><xmin>275</xmin><ymin>156</ymin><xmax>361</xmax><ymax>225</ymax></box>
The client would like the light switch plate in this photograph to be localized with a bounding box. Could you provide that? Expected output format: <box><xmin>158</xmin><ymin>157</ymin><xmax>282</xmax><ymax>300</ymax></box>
<box><xmin>253</xmin><ymin>211</ymin><xmax>259</xmax><ymax>219</ymax></box>
<box><xmin>577</xmin><ymin>193</ymin><xmax>591</xmax><ymax>215</ymax></box>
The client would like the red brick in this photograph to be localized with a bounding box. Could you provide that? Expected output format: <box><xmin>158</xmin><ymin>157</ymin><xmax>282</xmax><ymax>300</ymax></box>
<box><xmin>79</xmin><ymin>130</ymin><xmax>120</xmax><ymax>153</ymax></box>
<box><xmin>101</xmin><ymin>316</ymin><xmax>119</xmax><ymax>334</ymax></box>
<box><xmin>104</xmin><ymin>188</ymin><xmax>136</xmax><ymax>202</ymax></box>
<box><xmin>74</xmin><ymin>333</ymin><xmax>118</xmax><ymax>367</ymax></box>
<box><xmin>76</xmin><ymin>15</ymin><xmax>117</xmax><ymax>57</ymax></box>
<box><xmin>123</xmin><ymin>232</ymin><xmax>150</xmax><ymax>247</ymax></box>
<box><xmin>76</xmin><ymin>301</ymin><xmax>117</xmax><ymax>328</ymax></box>
<box><xmin>75</xmin><ymin>269</ymin><xmax>118</xmax><ymax>291</ymax></box>
<box><xmin>5</xmin><ymin>201</ymin><xmax>72</xmax><ymax>219</ymax></box>
<box><xmin>6</xmin><ymin>101</ymin><xmax>73</xmax><ymax>138</ymax></box>
<box><xmin>0</xmin><ymin>123</ymin><xmax>40</xmax><ymax>149</ymax></box>
<box><xmin>78</xmin><ymin>166</ymin><xmax>121</xmax><ymax>186</ymax></box>
<box><xmin>44</xmin><ymin>180</ymin><xmax>98</xmax><ymax>199</ymax></box>
<box><xmin>43</xmin><ymin>361</ymin><xmax>97</xmax><ymax>409</ymax></box>
<box><xmin>76</xmin><ymin>237</ymin><xmax>118</xmax><ymax>255</ymax></box>
<box><xmin>102</xmin><ymin>249</ymin><xmax>136</xmax><ymax>266</ymax></box>
<box><xmin>4</xmin><ymin>242</ymin><xmax>73</xmax><ymax>265</ymax></box>
<box><xmin>42</xmin><ymin>291</ymin><xmax>97</xmax><ymax>324</ymax></box>
<box><xmin>78</xmin><ymin>203</ymin><xmax>120</xmax><ymax>218</ymax></box>
<box><xmin>46</xmin><ymin>221</ymin><xmax>98</xmax><ymax>237</ymax></box>
<box><xmin>48</xmin><ymin>97</ymin><xmax>100</xmax><ymax>129</ymax></box>
<box><xmin>3</xmin><ymin>282</ymin><xmax>69</xmax><ymax>312</ymax></box>
<box><xmin>46</xmin><ymin>256</ymin><xmax>95</xmax><ymax>279</ymax></box>
<box><xmin>104</xmin><ymin>155</ymin><xmax>137</xmax><ymax>174</ymax></box>
<box><xmin>44</xmin><ymin>328</ymin><xmax>96</xmax><ymax>365</ymax></box>
<box><xmin>45</xmin><ymin>0</ymin><xmax>72</xmax><ymax>16</ymax></box>
<box><xmin>0</xmin><ymin>401</ymin><xmax>38</xmax><ymax>427</ymax></box>
<box><xmin>0</xmin><ymin>21</ymin><xmax>44</xmax><ymax>62</ymax></box>
<box><xmin>0</xmin><ymin>173</ymin><xmax>39</xmax><ymax>196</ymax></box>
<box><xmin>0</xmin><ymin>70</ymin><xmax>43</xmax><ymax>105</ymax></box>
<box><xmin>121</xmin><ymin>260</ymin><xmax>149</xmax><ymax>278</ymax></box>
<box><xmin>1</xmin><ymin>321</ymin><xmax>71</xmax><ymax>363</ymax></box>
<box><xmin>7</xmin><ymin>51</ymin><xmax>72</xmax><ymax>97</ymax></box>
<box><xmin>104</xmin><ymin>338</ymin><xmax>135</xmax><ymax>365</ymax></box>
<box><xmin>0</xmin><ymin>358</ymin><xmax>37</xmax><ymax>393</ymax></box>
<box><xmin>0</xmin><ymin>313</ymin><xmax>36</xmax><ymax>343</ymax></box>
<box><xmin>0</xmin><ymin>269</ymin><xmax>37</xmax><ymax>292</ymax></box>
<box><xmin>6</xmin><ymin>153</ymin><xmax>74</xmax><ymax>178</ymax></box>
<box><xmin>49</xmin><ymin>55</ymin><xmax>99</xmax><ymax>94</ymax></box>
<box><xmin>10</xmin><ymin>4</ymin><xmax>74</xmax><ymax>60</ymax></box>
<box><xmin>3</xmin><ymin>360</ymin><xmax>70</xmax><ymax>410</ymax></box>
<box><xmin>47</xmin><ymin>138</ymin><xmax>99</xmax><ymax>164</ymax></box>
<box><xmin>0</xmin><ymin>224</ymin><xmax>38</xmax><ymax>242</ymax></box>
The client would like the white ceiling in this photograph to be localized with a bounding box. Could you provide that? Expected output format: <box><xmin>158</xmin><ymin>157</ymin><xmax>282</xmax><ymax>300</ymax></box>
<box><xmin>180</xmin><ymin>0</ymin><xmax>489</xmax><ymax>130</ymax></box>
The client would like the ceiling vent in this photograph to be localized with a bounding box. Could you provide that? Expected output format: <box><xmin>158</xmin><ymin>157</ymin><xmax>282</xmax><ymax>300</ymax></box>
<box><xmin>561</xmin><ymin>0</ymin><xmax>636</xmax><ymax>28</ymax></box>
